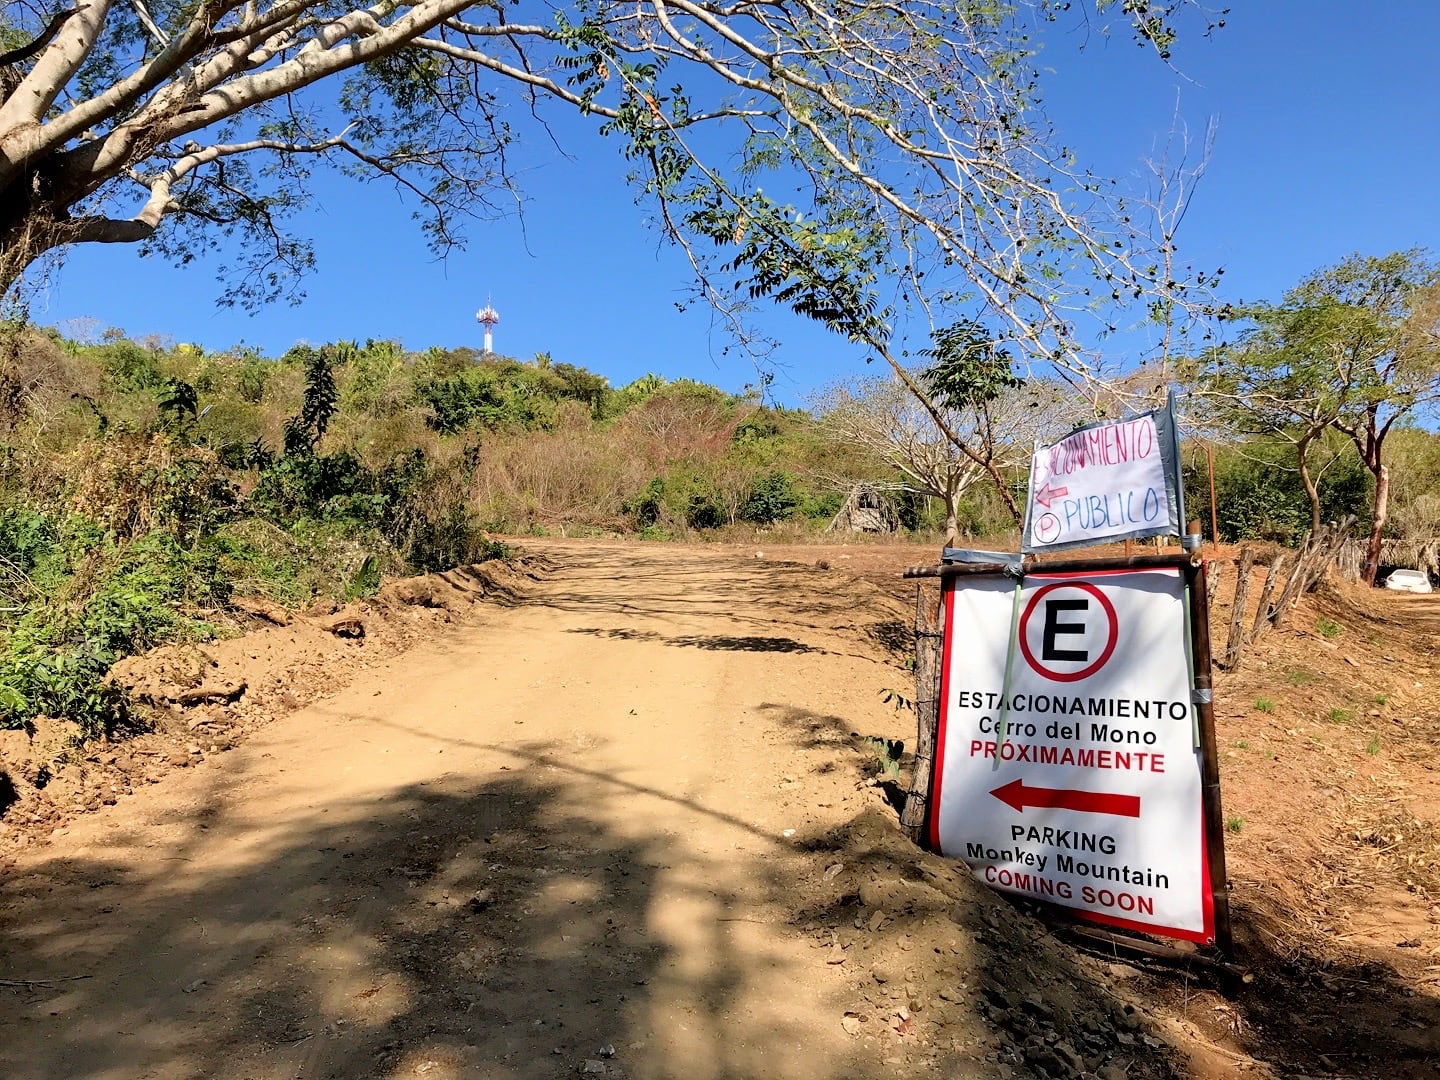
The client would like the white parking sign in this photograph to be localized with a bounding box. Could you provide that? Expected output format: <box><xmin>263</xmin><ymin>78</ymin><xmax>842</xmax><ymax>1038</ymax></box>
<box><xmin>928</xmin><ymin>566</ymin><xmax>1217</xmax><ymax>944</ymax></box>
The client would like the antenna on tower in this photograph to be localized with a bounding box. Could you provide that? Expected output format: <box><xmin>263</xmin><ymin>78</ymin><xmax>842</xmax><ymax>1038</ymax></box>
<box><xmin>475</xmin><ymin>298</ymin><xmax>500</xmax><ymax>355</ymax></box>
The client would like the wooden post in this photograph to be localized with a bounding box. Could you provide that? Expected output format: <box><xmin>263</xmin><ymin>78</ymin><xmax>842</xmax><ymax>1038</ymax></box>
<box><xmin>1222</xmin><ymin>547</ymin><xmax>1254</xmax><ymax>669</ymax></box>
<box><xmin>1309</xmin><ymin>516</ymin><xmax>1358</xmax><ymax>594</ymax></box>
<box><xmin>1204</xmin><ymin>442</ymin><xmax>1219</xmax><ymax>547</ymax></box>
<box><xmin>1270</xmin><ymin>525</ymin><xmax>1326</xmax><ymax>629</ymax></box>
<box><xmin>1187</xmin><ymin>561</ymin><xmax>1235</xmax><ymax>956</ymax></box>
<box><xmin>1248</xmin><ymin>554</ymin><xmax>1284</xmax><ymax>644</ymax></box>
<box><xmin>901</xmin><ymin>582</ymin><xmax>943</xmax><ymax>840</ymax></box>
<box><xmin>1206</xmin><ymin>558</ymin><xmax>1226</xmax><ymax>607</ymax></box>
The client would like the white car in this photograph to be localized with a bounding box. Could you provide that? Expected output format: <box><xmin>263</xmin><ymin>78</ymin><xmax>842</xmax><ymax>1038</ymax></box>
<box><xmin>1382</xmin><ymin>569</ymin><xmax>1433</xmax><ymax>594</ymax></box>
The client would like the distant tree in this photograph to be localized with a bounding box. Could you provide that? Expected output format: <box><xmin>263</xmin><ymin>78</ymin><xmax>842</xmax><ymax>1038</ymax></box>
<box><xmin>619</xmin><ymin>380</ymin><xmax>737</xmax><ymax>465</ymax></box>
<box><xmin>816</xmin><ymin>341</ymin><xmax>1069</xmax><ymax>545</ymax></box>
<box><xmin>1187</xmin><ymin>435</ymin><xmax>1369</xmax><ymax>544</ymax></box>
<box><xmin>1200</xmin><ymin>251</ymin><xmax>1440</xmax><ymax>582</ymax></box>
<box><xmin>1197</xmin><ymin>303</ymin><xmax>1357</xmax><ymax>533</ymax></box>
<box><xmin>1324</xmin><ymin>254</ymin><xmax>1440</xmax><ymax>581</ymax></box>
<box><xmin>283</xmin><ymin>347</ymin><xmax>338</xmax><ymax>454</ymax></box>
<box><xmin>1379</xmin><ymin>428</ymin><xmax>1440</xmax><ymax>536</ymax></box>
<box><xmin>739</xmin><ymin>471</ymin><xmax>799</xmax><ymax>525</ymax></box>
<box><xmin>551</xmin><ymin>362</ymin><xmax>612</xmax><ymax>418</ymax></box>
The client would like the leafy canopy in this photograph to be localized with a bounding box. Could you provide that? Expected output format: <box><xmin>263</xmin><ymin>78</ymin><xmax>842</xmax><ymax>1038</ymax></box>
<box><xmin>0</xmin><ymin>1</ymin><xmax>1219</xmax><ymax>369</ymax></box>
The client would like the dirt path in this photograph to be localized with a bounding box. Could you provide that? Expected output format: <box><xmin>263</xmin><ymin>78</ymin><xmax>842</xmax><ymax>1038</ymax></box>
<box><xmin>10</xmin><ymin>540</ymin><xmax>1440</xmax><ymax>1079</ymax></box>
<box><xmin>0</xmin><ymin>541</ymin><xmax>959</xmax><ymax>1079</ymax></box>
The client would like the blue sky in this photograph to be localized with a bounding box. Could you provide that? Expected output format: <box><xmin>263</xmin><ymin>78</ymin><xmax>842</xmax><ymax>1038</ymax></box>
<box><xmin>31</xmin><ymin>2</ymin><xmax>1440</xmax><ymax>405</ymax></box>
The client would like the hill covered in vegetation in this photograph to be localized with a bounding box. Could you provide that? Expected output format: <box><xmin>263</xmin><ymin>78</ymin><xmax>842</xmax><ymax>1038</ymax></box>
<box><xmin>2</xmin><ymin>325</ymin><xmax>1437</xmax><ymax>740</ymax></box>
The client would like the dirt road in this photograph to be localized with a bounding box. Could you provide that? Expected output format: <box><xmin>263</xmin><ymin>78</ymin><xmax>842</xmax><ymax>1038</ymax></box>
<box><xmin>4</xmin><ymin>540</ymin><xmax>1057</xmax><ymax>1079</ymax></box>
<box><xmin>0</xmin><ymin>544</ymin><xmax>875</xmax><ymax>1077</ymax></box>
<box><xmin>9</xmin><ymin>538</ymin><xmax>1440</xmax><ymax>1079</ymax></box>
<box><xmin>1</xmin><ymin>542</ymin><xmax>1198</xmax><ymax>1079</ymax></box>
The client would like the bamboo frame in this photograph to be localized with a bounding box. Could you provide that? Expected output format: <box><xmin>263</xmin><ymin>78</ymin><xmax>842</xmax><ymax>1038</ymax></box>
<box><xmin>900</xmin><ymin>582</ymin><xmax>942</xmax><ymax>836</ymax></box>
<box><xmin>1186</xmin><ymin>559</ymin><xmax>1235</xmax><ymax>956</ymax></box>
<box><xmin>902</xmin><ymin>552</ymin><xmax>1191</xmax><ymax>580</ymax></box>
<box><xmin>1067</xmin><ymin>925</ymin><xmax>1249</xmax><ymax>983</ymax></box>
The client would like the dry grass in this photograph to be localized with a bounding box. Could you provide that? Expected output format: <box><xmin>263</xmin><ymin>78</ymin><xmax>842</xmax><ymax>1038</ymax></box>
<box><xmin>61</xmin><ymin>434</ymin><xmax>231</xmax><ymax>541</ymax></box>
<box><xmin>1212</xmin><ymin>570</ymin><xmax>1440</xmax><ymax>978</ymax></box>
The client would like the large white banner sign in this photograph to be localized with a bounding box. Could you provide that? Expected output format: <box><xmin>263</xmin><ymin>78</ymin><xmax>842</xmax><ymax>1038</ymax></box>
<box><xmin>929</xmin><ymin>567</ymin><xmax>1215</xmax><ymax>944</ymax></box>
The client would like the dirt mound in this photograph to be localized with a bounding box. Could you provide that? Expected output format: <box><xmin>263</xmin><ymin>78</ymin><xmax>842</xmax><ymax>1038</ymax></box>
<box><xmin>793</xmin><ymin>806</ymin><xmax>1179</xmax><ymax>1078</ymax></box>
<box><xmin>0</xmin><ymin>556</ymin><xmax>547</xmax><ymax>854</ymax></box>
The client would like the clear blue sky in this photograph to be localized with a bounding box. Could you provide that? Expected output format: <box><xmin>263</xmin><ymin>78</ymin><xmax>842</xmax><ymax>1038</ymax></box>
<box><xmin>31</xmin><ymin>3</ymin><xmax>1440</xmax><ymax>405</ymax></box>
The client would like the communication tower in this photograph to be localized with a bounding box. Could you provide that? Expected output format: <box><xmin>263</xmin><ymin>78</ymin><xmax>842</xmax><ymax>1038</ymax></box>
<box><xmin>475</xmin><ymin>301</ymin><xmax>500</xmax><ymax>354</ymax></box>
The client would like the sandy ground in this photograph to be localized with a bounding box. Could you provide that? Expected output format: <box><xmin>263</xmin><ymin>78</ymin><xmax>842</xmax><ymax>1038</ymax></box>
<box><xmin>2</xmin><ymin>538</ymin><xmax>1437</xmax><ymax>1079</ymax></box>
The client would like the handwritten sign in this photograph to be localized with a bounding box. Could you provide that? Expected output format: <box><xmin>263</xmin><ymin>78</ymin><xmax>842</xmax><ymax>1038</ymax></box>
<box><xmin>1022</xmin><ymin>403</ymin><xmax>1182</xmax><ymax>553</ymax></box>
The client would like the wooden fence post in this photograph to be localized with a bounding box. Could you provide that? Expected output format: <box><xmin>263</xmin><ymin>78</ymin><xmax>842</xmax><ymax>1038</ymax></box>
<box><xmin>901</xmin><ymin>582</ymin><xmax>943</xmax><ymax>839</ymax></box>
<box><xmin>1269</xmin><ymin>526</ymin><xmax>1323</xmax><ymax>628</ymax></box>
<box><xmin>1206</xmin><ymin>559</ymin><xmax>1226</xmax><ymax>608</ymax></box>
<box><xmin>1270</xmin><ymin>520</ymin><xmax>1358</xmax><ymax>629</ymax></box>
<box><xmin>1249</xmin><ymin>554</ymin><xmax>1284</xmax><ymax>644</ymax></box>
<box><xmin>1222</xmin><ymin>548</ymin><xmax>1254</xmax><ymax>669</ymax></box>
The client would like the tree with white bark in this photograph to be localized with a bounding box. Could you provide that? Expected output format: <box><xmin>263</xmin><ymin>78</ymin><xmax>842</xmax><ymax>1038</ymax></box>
<box><xmin>815</xmin><ymin>327</ymin><xmax>1075</xmax><ymax>545</ymax></box>
<box><xmin>0</xmin><ymin>0</ymin><xmax>1223</xmax><ymax>498</ymax></box>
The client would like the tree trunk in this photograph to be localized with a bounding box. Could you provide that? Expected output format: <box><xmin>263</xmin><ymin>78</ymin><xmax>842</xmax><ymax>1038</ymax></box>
<box><xmin>985</xmin><ymin>461</ymin><xmax>1022</xmax><ymax>523</ymax></box>
<box><xmin>943</xmin><ymin>493</ymin><xmax>959</xmax><ymax>549</ymax></box>
<box><xmin>1363</xmin><ymin>463</ymin><xmax>1389</xmax><ymax>586</ymax></box>
<box><xmin>1296</xmin><ymin>433</ymin><xmax>1322</xmax><ymax>533</ymax></box>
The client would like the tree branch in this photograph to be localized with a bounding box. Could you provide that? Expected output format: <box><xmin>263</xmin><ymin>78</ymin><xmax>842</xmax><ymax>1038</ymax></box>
<box><xmin>66</xmin><ymin>131</ymin><xmax>353</xmax><ymax>243</ymax></box>
<box><xmin>0</xmin><ymin>1</ymin><xmax>113</xmax><ymax>136</ymax></box>
<box><xmin>0</xmin><ymin>5</ymin><xmax>89</xmax><ymax>68</ymax></box>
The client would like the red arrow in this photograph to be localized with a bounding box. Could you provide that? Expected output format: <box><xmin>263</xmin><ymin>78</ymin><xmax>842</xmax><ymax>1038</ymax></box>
<box><xmin>1033</xmin><ymin>482</ymin><xmax>1070</xmax><ymax>508</ymax></box>
<box><xmin>990</xmin><ymin>779</ymin><xmax>1140</xmax><ymax>818</ymax></box>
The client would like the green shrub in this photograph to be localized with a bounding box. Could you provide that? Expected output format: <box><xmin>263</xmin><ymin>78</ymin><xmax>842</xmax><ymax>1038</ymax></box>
<box><xmin>0</xmin><ymin>528</ymin><xmax>228</xmax><ymax>737</ymax></box>
<box><xmin>626</xmin><ymin>477</ymin><xmax>667</xmax><ymax>529</ymax></box>
<box><xmin>0</xmin><ymin>508</ymin><xmax>65</xmax><ymax>597</ymax></box>
<box><xmin>683</xmin><ymin>488</ymin><xmax>725</xmax><ymax>530</ymax></box>
<box><xmin>250</xmin><ymin>450</ymin><xmax>377</xmax><ymax>523</ymax></box>
<box><xmin>800</xmin><ymin>489</ymin><xmax>844</xmax><ymax>521</ymax></box>
<box><xmin>740</xmin><ymin>470</ymin><xmax>799</xmax><ymax>524</ymax></box>
<box><xmin>63</xmin><ymin>434</ymin><xmax>238</xmax><ymax>544</ymax></box>
<box><xmin>1191</xmin><ymin>437</ymin><xmax>1372</xmax><ymax>543</ymax></box>
<box><xmin>417</xmin><ymin>364</ymin><xmax>560</xmax><ymax>434</ymax></box>
<box><xmin>234</xmin><ymin>359</ymin><xmax>271</xmax><ymax>404</ymax></box>
<box><xmin>96</xmin><ymin>340</ymin><xmax>168</xmax><ymax>393</ymax></box>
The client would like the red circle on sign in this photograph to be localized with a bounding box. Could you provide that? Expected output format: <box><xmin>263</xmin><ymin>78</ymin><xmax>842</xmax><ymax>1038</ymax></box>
<box><xmin>1018</xmin><ymin>582</ymin><xmax>1119</xmax><ymax>682</ymax></box>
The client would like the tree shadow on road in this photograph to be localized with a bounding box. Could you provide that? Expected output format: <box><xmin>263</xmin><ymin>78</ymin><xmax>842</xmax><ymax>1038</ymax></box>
<box><xmin>1</xmin><ymin>767</ymin><xmax>828</xmax><ymax>1079</ymax></box>
<box><xmin>2</xmin><ymin>659</ymin><xmax>1205</xmax><ymax>1080</ymax></box>
<box><xmin>3</xmin><ymin>703</ymin><xmax>1183</xmax><ymax>1080</ymax></box>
